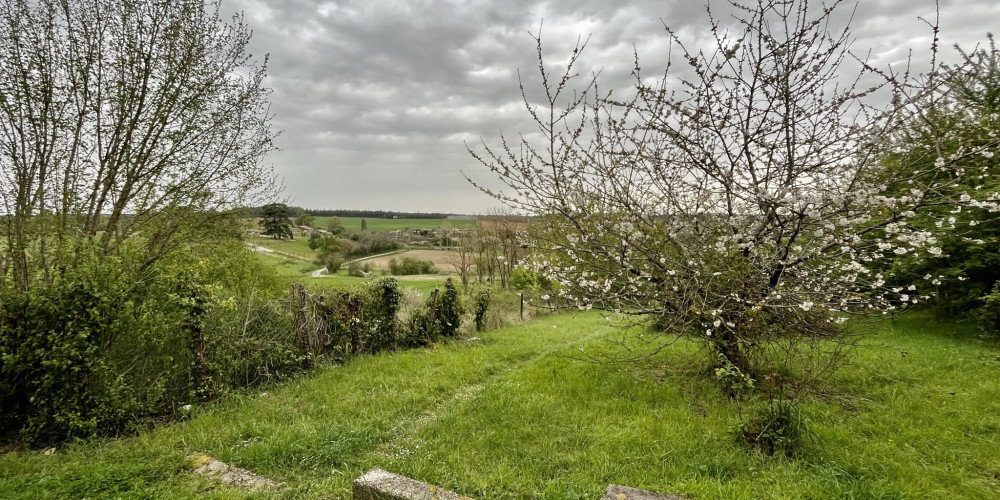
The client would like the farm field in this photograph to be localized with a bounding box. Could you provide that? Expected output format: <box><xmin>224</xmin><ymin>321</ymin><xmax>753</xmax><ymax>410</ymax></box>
<box><xmin>313</xmin><ymin>216</ymin><xmax>477</xmax><ymax>232</ymax></box>
<box><xmin>2</xmin><ymin>313</ymin><xmax>998</xmax><ymax>498</ymax></box>
<box><xmin>354</xmin><ymin>249</ymin><xmax>459</xmax><ymax>271</ymax></box>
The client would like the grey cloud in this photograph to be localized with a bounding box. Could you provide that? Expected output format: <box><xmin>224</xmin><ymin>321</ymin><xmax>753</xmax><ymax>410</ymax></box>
<box><xmin>220</xmin><ymin>0</ymin><xmax>998</xmax><ymax>213</ymax></box>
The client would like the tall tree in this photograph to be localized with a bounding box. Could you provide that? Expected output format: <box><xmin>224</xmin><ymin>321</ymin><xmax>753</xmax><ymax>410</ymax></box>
<box><xmin>0</xmin><ymin>0</ymin><xmax>277</xmax><ymax>295</ymax></box>
<box><xmin>261</xmin><ymin>203</ymin><xmax>293</xmax><ymax>240</ymax></box>
<box><xmin>469</xmin><ymin>0</ymin><xmax>998</xmax><ymax>382</ymax></box>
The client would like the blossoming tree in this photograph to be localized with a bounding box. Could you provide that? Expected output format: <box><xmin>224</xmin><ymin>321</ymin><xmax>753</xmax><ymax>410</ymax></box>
<box><xmin>469</xmin><ymin>0</ymin><xmax>1000</xmax><ymax>381</ymax></box>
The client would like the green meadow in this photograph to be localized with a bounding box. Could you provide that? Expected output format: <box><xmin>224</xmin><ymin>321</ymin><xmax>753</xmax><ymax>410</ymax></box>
<box><xmin>1</xmin><ymin>312</ymin><xmax>997</xmax><ymax>499</ymax></box>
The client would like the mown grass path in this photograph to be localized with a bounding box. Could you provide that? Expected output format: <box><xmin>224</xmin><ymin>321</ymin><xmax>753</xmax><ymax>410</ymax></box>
<box><xmin>1</xmin><ymin>313</ymin><xmax>998</xmax><ymax>499</ymax></box>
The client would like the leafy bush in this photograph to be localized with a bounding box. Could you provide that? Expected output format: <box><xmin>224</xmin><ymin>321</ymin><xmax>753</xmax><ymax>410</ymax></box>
<box><xmin>345</xmin><ymin>233</ymin><xmax>400</xmax><ymax>259</ymax></box>
<box><xmin>977</xmin><ymin>282</ymin><xmax>1000</xmax><ymax>340</ymax></box>
<box><xmin>309</xmin><ymin>277</ymin><xmax>406</xmax><ymax>355</ymax></box>
<box><xmin>473</xmin><ymin>286</ymin><xmax>492</xmax><ymax>332</ymax></box>
<box><xmin>0</xmin><ymin>240</ymin><xmax>306</xmax><ymax>447</ymax></box>
<box><xmin>736</xmin><ymin>398</ymin><xmax>811</xmax><ymax>456</ymax></box>
<box><xmin>714</xmin><ymin>353</ymin><xmax>756</xmax><ymax>399</ymax></box>
<box><xmin>1</xmin><ymin>282</ymin><xmax>118</xmax><ymax>445</ymax></box>
<box><xmin>317</xmin><ymin>252</ymin><xmax>344</xmax><ymax>273</ymax></box>
<box><xmin>510</xmin><ymin>267</ymin><xmax>555</xmax><ymax>294</ymax></box>
<box><xmin>435</xmin><ymin>278</ymin><xmax>463</xmax><ymax>337</ymax></box>
<box><xmin>388</xmin><ymin>257</ymin><xmax>436</xmax><ymax>275</ymax></box>
<box><xmin>200</xmin><ymin>299</ymin><xmax>302</xmax><ymax>390</ymax></box>
<box><xmin>348</xmin><ymin>261</ymin><xmax>375</xmax><ymax>277</ymax></box>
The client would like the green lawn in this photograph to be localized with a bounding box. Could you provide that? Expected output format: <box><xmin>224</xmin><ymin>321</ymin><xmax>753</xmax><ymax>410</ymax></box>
<box><xmin>1</xmin><ymin>313</ymin><xmax>998</xmax><ymax>498</ymax></box>
<box><xmin>314</xmin><ymin>216</ymin><xmax>477</xmax><ymax>232</ymax></box>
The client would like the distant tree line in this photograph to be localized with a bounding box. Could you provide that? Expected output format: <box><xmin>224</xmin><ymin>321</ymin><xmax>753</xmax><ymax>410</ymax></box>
<box><xmin>245</xmin><ymin>206</ymin><xmax>461</xmax><ymax>219</ymax></box>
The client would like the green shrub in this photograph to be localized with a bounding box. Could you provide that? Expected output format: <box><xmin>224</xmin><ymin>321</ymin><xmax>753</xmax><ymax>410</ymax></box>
<box><xmin>201</xmin><ymin>299</ymin><xmax>302</xmax><ymax>390</ymax></box>
<box><xmin>510</xmin><ymin>267</ymin><xmax>554</xmax><ymax>294</ymax></box>
<box><xmin>0</xmin><ymin>240</ymin><xmax>305</xmax><ymax>447</ymax></box>
<box><xmin>388</xmin><ymin>257</ymin><xmax>436</xmax><ymax>276</ymax></box>
<box><xmin>735</xmin><ymin>398</ymin><xmax>811</xmax><ymax>456</ymax></box>
<box><xmin>977</xmin><ymin>282</ymin><xmax>1000</xmax><ymax>340</ymax></box>
<box><xmin>345</xmin><ymin>233</ymin><xmax>400</xmax><ymax>258</ymax></box>
<box><xmin>1</xmin><ymin>283</ymin><xmax>114</xmax><ymax>445</ymax></box>
<box><xmin>317</xmin><ymin>252</ymin><xmax>344</xmax><ymax>272</ymax></box>
<box><xmin>366</xmin><ymin>277</ymin><xmax>403</xmax><ymax>351</ymax></box>
<box><xmin>473</xmin><ymin>287</ymin><xmax>492</xmax><ymax>332</ymax></box>
<box><xmin>714</xmin><ymin>353</ymin><xmax>756</xmax><ymax>399</ymax></box>
<box><xmin>310</xmin><ymin>277</ymin><xmax>405</xmax><ymax>355</ymax></box>
<box><xmin>435</xmin><ymin>278</ymin><xmax>463</xmax><ymax>337</ymax></box>
<box><xmin>348</xmin><ymin>261</ymin><xmax>375</xmax><ymax>277</ymax></box>
<box><xmin>0</xmin><ymin>262</ymin><xmax>206</xmax><ymax>446</ymax></box>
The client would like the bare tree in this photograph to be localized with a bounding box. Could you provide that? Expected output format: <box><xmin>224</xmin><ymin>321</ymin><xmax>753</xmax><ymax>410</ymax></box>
<box><xmin>0</xmin><ymin>0</ymin><xmax>277</xmax><ymax>295</ymax></box>
<box><xmin>449</xmin><ymin>229</ymin><xmax>477</xmax><ymax>290</ymax></box>
<box><xmin>469</xmin><ymin>0</ymin><xmax>998</xmax><ymax>385</ymax></box>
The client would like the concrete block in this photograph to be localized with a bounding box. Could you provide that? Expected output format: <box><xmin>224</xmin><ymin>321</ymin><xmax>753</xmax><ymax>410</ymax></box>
<box><xmin>353</xmin><ymin>468</ymin><xmax>475</xmax><ymax>500</ymax></box>
<box><xmin>189</xmin><ymin>453</ymin><xmax>280</xmax><ymax>490</ymax></box>
<box><xmin>602</xmin><ymin>484</ymin><xmax>686</xmax><ymax>500</ymax></box>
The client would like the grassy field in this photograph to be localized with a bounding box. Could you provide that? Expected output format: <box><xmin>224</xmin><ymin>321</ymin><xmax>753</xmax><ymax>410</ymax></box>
<box><xmin>246</xmin><ymin>234</ymin><xmax>316</xmax><ymax>261</ymax></box>
<box><xmin>314</xmin><ymin>216</ymin><xmax>477</xmax><ymax>232</ymax></box>
<box><xmin>255</xmin><ymin>251</ymin><xmax>449</xmax><ymax>292</ymax></box>
<box><xmin>2</xmin><ymin>313</ymin><xmax>998</xmax><ymax>498</ymax></box>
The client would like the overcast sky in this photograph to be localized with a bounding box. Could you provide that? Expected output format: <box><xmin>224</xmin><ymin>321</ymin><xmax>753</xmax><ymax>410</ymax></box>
<box><xmin>221</xmin><ymin>0</ymin><xmax>999</xmax><ymax>214</ymax></box>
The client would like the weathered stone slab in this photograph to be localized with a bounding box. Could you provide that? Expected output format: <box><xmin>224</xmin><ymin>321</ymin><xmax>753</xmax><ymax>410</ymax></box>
<box><xmin>189</xmin><ymin>453</ymin><xmax>281</xmax><ymax>490</ymax></box>
<box><xmin>602</xmin><ymin>484</ymin><xmax>686</xmax><ymax>500</ymax></box>
<box><xmin>353</xmin><ymin>468</ymin><xmax>475</xmax><ymax>500</ymax></box>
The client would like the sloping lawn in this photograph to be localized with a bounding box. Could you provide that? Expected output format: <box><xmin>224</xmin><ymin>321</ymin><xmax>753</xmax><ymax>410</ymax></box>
<box><xmin>1</xmin><ymin>313</ymin><xmax>998</xmax><ymax>498</ymax></box>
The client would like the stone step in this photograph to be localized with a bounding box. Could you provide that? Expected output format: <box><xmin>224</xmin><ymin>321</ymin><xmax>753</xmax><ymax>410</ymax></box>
<box><xmin>352</xmin><ymin>469</ymin><xmax>687</xmax><ymax>500</ymax></box>
<box><xmin>603</xmin><ymin>484</ymin><xmax>686</xmax><ymax>500</ymax></box>
<box><xmin>353</xmin><ymin>468</ymin><xmax>475</xmax><ymax>500</ymax></box>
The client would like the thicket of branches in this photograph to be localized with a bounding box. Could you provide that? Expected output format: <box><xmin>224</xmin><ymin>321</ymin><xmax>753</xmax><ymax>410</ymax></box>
<box><xmin>0</xmin><ymin>0</ymin><xmax>277</xmax><ymax>296</ymax></box>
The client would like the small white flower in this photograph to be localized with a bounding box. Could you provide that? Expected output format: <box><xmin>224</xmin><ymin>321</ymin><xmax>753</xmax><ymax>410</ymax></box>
<box><xmin>799</xmin><ymin>301</ymin><xmax>814</xmax><ymax>311</ymax></box>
